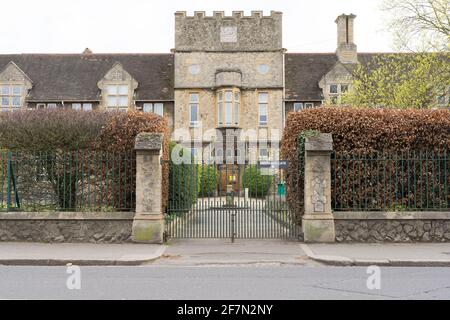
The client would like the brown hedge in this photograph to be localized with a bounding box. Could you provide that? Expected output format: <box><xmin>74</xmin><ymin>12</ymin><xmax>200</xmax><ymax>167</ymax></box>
<box><xmin>0</xmin><ymin>110</ymin><xmax>169</xmax><ymax>213</ymax></box>
<box><xmin>95</xmin><ymin>111</ymin><xmax>169</xmax><ymax>213</ymax></box>
<box><xmin>281</xmin><ymin>107</ymin><xmax>450</xmax><ymax>221</ymax></box>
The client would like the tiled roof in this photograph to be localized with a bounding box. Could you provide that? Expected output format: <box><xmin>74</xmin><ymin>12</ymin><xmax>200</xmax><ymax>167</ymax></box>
<box><xmin>285</xmin><ymin>52</ymin><xmax>382</xmax><ymax>101</ymax></box>
<box><xmin>0</xmin><ymin>53</ymin><xmax>174</xmax><ymax>101</ymax></box>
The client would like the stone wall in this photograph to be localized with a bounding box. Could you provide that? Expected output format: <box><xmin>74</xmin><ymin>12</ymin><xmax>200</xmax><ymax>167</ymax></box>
<box><xmin>0</xmin><ymin>212</ymin><xmax>134</xmax><ymax>243</ymax></box>
<box><xmin>175</xmin><ymin>52</ymin><xmax>284</xmax><ymax>89</ymax></box>
<box><xmin>334</xmin><ymin>212</ymin><xmax>450</xmax><ymax>242</ymax></box>
<box><xmin>174</xmin><ymin>11</ymin><xmax>282</xmax><ymax>52</ymax></box>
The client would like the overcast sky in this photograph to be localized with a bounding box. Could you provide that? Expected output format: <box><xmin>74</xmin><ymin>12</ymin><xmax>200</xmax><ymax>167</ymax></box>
<box><xmin>1</xmin><ymin>0</ymin><xmax>395</xmax><ymax>54</ymax></box>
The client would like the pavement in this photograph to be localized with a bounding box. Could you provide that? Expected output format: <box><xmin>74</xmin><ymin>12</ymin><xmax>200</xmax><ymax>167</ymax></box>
<box><xmin>301</xmin><ymin>243</ymin><xmax>450</xmax><ymax>267</ymax></box>
<box><xmin>0</xmin><ymin>240</ymin><xmax>450</xmax><ymax>267</ymax></box>
<box><xmin>0</xmin><ymin>242</ymin><xmax>166</xmax><ymax>266</ymax></box>
<box><xmin>155</xmin><ymin>239</ymin><xmax>311</xmax><ymax>266</ymax></box>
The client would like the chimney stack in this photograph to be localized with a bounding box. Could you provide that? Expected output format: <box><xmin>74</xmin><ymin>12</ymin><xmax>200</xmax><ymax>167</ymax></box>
<box><xmin>335</xmin><ymin>14</ymin><xmax>357</xmax><ymax>64</ymax></box>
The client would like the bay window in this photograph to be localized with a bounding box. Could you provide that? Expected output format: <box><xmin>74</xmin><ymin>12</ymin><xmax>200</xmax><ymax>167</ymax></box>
<box><xmin>217</xmin><ymin>88</ymin><xmax>240</xmax><ymax>127</ymax></box>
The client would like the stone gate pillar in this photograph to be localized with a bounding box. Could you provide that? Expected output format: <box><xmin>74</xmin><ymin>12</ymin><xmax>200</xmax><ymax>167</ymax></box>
<box><xmin>302</xmin><ymin>133</ymin><xmax>335</xmax><ymax>242</ymax></box>
<box><xmin>132</xmin><ymin>132</ymin><xmax>164</xmax><ymax>243</ymax></box>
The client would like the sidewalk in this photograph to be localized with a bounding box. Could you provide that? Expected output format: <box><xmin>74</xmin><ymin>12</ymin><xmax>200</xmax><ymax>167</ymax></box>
<box><xmin>156</xmin><ymin>239</ymin><xmax>310</xmax><ymax>266</ymax></box>
<box><xmin>301</xmin><ymin>243</ymin><xmax>450</xmax><ymax>267</ymax></box>
<box><xmin>0</xmin><ymin>242</ymin><xmax>166</xmax><ymax>266</ymax></box>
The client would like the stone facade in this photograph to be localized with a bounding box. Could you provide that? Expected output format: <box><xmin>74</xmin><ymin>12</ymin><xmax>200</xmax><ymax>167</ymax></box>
<box><xmin>174</xmin><ymin>11</ymin><xmax>282</xmax><ymax>52</ymax></box>
<box><xmin>334</xmin><ymin>212</ymin><xmax>450</xmax><ymax>242</ymax></box>
<box><xmin>173</xmin><ymin>11</ymin><xmax>284</xmax><ymax>159</ymax></box>
<box><xmin>0</xmin><ymin>212</ymin><xmax>133</xmax><ymax>243</ymax></box>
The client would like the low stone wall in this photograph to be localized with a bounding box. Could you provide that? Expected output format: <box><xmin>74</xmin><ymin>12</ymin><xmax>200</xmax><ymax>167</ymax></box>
<box><xmin>334</xmin><ymin>211</ymin><xmax>450</xmax><ymax>242</ymax></box>
<box><xmin>0</xmin><ymin>212</ymin><xmax>134</xmax><ymax>243</ymax></box>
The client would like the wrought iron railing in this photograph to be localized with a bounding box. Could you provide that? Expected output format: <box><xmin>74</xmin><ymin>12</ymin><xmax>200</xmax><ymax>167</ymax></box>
<box><xmin>0</xmin><ymin>150</ymin><xmax>136</xmax><ymax>212</ymax></box>
<box><xmin>331</xmin><ymin>150</ymin><xmax>449</xmax><ymax>211</ymax></box>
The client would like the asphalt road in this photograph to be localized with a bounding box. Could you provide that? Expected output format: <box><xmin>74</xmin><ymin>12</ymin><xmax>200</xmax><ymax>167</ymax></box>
<box><xmin>1</xmin><ymin>265</ymin><xmax>450</xmax><ymax>299</ymax></box>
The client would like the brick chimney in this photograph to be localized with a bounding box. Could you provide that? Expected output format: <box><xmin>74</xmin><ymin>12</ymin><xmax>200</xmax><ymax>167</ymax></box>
<box><xmin>335</xmin><ymin>14</ymin><xmax>357</xmax><ymax>64</ymax></box>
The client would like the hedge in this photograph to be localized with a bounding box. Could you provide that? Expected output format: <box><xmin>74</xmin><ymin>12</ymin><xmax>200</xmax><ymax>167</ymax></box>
<box><xmin>0</xmin><ymin>110</ymin><xmax>169</xmax><ymax>212</ymax></box>
<box><xmin>168</xmin><ymin>142</ymin><xmax>198</xmax><ymax>214</ymax></box>
<box><xmin>197</xmin><ymin>165</ymin><xmax>218</xmax><ymax>197</ymax></box>
<box><xmin>281</xmin><ymin>107</ymin><xmax>450</xmax><ymax>222</ymax></box>
<box><xmin>242</xmin><ymin>165</ymin><xmax>273</xmax><ymax>198</ymax></box>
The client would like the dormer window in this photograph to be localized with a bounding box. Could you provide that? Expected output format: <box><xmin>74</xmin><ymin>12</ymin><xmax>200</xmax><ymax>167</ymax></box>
<box><xmin>97</xmin><ymin>62</ymin><xmax>138</xmax><ymax>112</ymax></box>
<box><xmin>106</xmin><ymin>85</ymin><xmax>129</xmax><ymax>111</ymax></box>
<box><xmin>1</xmin><ymin>85</ymin><xmax>22</xmax><ymax>111</ymax></box>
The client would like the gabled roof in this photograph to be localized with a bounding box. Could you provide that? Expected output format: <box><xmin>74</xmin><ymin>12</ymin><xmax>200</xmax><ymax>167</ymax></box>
<box><xmin>285</xmin><ymin>52</ymin><xmax>381</xmax><ymax>101</ymax></box>
<box><xmin>0</xmin><ymin>54</ymin><xmax>174</xmax><ymax>101</ymax></box>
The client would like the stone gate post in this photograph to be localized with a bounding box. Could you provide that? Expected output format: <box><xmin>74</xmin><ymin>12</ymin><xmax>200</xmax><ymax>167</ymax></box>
<box><xmin>302</xmin><ymin>133</ymin><xmax>335</xmax><ymax>242</ymax></box>
<box><xmin>132</xmin><ymin>132</ymin><xmax>164</xmax><ymax>243</ymax></box>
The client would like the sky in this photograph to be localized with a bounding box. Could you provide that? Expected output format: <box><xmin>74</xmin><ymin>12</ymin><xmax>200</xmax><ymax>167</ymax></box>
<box><xmin>0</xmin><ymin>0</ymin><xmax>395</xmax><ymax>54</ymax></box>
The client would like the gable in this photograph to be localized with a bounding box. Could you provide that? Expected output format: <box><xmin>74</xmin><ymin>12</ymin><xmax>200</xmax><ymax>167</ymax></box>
<box><xmin>0</xmin><ymin>61</ymin><xmax>33</xmax><ymax>84</ymax></box>
<box><xmin>97</xmin><ymin>62</ymin><xmax>138</xmax><ymax>90</ymax></box>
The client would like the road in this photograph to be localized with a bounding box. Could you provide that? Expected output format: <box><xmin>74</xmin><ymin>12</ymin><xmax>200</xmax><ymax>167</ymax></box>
<box><xmin>1</xmin><ymin>265</ymin><xmax>450</xmax><ymax>299</ymax></box>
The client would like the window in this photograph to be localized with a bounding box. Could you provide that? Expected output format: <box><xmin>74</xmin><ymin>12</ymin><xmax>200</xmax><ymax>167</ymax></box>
<box><xmin>72</xmin><ymin>103</ymin><xmax>92</xmax><ymax>111</ymax></box>
<box><xmin>47</xmin><ymin>103</ymin><xmax>57</xmax><ymax>109</ymax></box>
<box><xmin>330</xmin><ymin>84</ymin><xmax>338</xmax><ymax>94</ymax></box>
<box><xmin>234</xmin><ymin>91</ymin><xmax>240</xmax><ymax>125</ymax></box>
<box><xmin>217</xmin><ymin>91</ymin><xmax>223</xmax><ymax>125</ymax></box>
<box><xmin>143</xmin><ymin>103</ymin><xmax>164</xmax><ymax>116</ymax></box>
<box><xmin>106</xmin><ymin>85</ymin><xmax>129</xmax><ymax>111</ymax></box>
<box><xmin>36</xmin><ymin>103</ymin><xmax>46</xmax><ymax>109</ymax></box>
<box><xmin>305</xmin><ymin>103</ymin><xmax>314</xmax><ymax>109</ymax></box>
<box><xmin>330</xmin><ymin>97</ymin><xmax>338</xmax><ymax>105</ymax></box>
<box><xmin>259</xmin><ymin>148</ymin><xmax>269</xmax><ymax>159</ymax></box>
<box><xmin>341</xmin><ymin>84</ymin><xmax>349</xmax><ymax>93</ymax></box>
<box><xmin>0</xmin><ymin>85</ymin><xmax>22</xmax><ymax>111</ymax></box>
<box><xmin>258</xmin><ymin>93</ymin><xmax>268</xmax><ymax>126</ymax></box>
<box><xmin>217</xmin><ymin>89</ymin><xmax>240</xmax><ymax>126</ymax></box>
<box><xmin>189</xmin><ymin>93</ymin><xmax>199</xmax><ymax>127</ymax></box>
<box><xmin>294</xmin><ymin>102</ymin><xmax>303</xmax><ymax>112</ymax></box>
<box><xmin>225</xmin><ymin>91</ymin><xmax>233</xmax><ymax>125</ymax></box>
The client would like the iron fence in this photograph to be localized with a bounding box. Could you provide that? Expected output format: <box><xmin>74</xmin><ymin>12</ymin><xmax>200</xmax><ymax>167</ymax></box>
<box><xmin>0</xmin><ymin>150</ymin><xmax>136</xmax><ymax>212</ymax></box>
<box><xmin>331</xmin><ymin>150</ymin><xmax>449</xmax><ymax>211</ymax></box>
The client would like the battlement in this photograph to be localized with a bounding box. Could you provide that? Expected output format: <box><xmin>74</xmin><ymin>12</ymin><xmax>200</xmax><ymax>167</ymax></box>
<box><xmin>174</xmin><ymin>10</ymin><xmax>283</xmax><ymax>52</ymax></box>
<box><xmin>174</xmin><ymin>10</ymin><xmax>282</xmax><ymax>19</ymax></box>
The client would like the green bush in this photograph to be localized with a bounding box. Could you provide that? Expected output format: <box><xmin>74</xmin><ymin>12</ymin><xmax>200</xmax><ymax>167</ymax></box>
<box><xmin>168</xmin><ymin>142</ymin><xmax>198</xmax><ymax>214</ymax></box>
<box><xmin>197</xmin><ymin>165</ymin><xmax>218</xmax><ymax>197</ymax></box>
<box><xmin>242</xmin><ymin>165</ymin><xmax>273</xmax><ymax>198</ymax></box>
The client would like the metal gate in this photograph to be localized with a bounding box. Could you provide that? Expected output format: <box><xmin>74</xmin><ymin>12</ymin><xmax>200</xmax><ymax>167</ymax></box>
<box><xmin>165</xmin><ymin>160</ymin><xmax>300</xmax><ymax>240</ymax></box>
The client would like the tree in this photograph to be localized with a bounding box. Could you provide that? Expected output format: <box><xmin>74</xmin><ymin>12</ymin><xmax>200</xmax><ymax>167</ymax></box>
<box><xmin>381</xmin><ymin>0</ymin><xmax>449</xmax><ymax>52</ymax></box>
<box><xmin>341</xmin><ymin>52</ymin><xmax>450</xmax><ymax>108</ymax></box>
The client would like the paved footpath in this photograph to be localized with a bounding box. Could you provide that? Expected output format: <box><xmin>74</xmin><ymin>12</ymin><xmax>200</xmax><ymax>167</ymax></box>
<box><xmin>301</xmin><ymin>243</ymin><xmax>450</xmax><ymax>267</ymax></box>
<box><xmin>0</xmin><ymin>240</ymin><xmax>450</xmax><ymax>267</ymax></box>
<box><xmin>0</xmin><ymin>242</ymin><xmax>166</xmax><ymax>266</ymax></box>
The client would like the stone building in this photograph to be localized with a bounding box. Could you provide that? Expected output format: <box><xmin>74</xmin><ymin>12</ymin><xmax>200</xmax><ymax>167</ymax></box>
<box><xmin>0</xmin><ymin>11</ymin><xmax>448</xmax><ymax>161</ymax></box>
